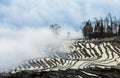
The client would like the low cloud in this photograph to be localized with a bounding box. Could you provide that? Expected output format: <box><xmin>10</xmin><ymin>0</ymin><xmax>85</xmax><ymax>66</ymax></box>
<box><xmin>0</xmin><ymin>26</ymin><xmax>81</xmax><ymax>71</ymax></box>
<box><xmin>0</xmin><ymin>0</ymin><xmax>119</xmax><ymax>71</ymax></box>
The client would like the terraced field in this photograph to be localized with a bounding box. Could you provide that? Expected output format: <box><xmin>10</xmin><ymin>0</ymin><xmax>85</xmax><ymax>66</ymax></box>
<box><xmin>7</xmin><ymin>40</ymin><xmax>120</xmax><ymax>78</ymax></box>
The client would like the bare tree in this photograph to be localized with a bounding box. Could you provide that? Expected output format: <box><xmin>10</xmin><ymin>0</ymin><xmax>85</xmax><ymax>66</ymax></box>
<box><xmin>104</xmin><ymin>17</ymin><xmax>109</xmax><ymax>32</ymax></box>
<box><xmin>50</xmin><ymin>24</ymin><xmax>61</xmax><ymax>37</ymax></box>
<box><xmin>112</xmin><ymin>16</ymin><xmax>118</xmax><ymax>35</ymax></box>
<box><xmin>107</xmin><ymin>13</ymin><xmax>113</xmax><ymax>35</ymax></box>
<box><xmin>67</xmin><ymin>32</ymin><xmax>71</xmax><ymax>38</ymax></box>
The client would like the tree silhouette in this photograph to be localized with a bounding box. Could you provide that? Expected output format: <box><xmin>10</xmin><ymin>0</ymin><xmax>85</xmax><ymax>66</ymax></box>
<box><xmin>118</xmin><ymin>25</ymin><xmax>120</xmax><ymax>35</ymax></box>
<box><xmin>82</xmin><ymin>13</ymin><xmax>120</xmax><ymax>39</ymax></box>
<box><xmin>50</xmin><ymin>24</ymin><xmax>61</xmax><ymax>37</ymax></box>
<box><xmin>82</xmin><ymin>20</ymin><xmax>93</xmax><ymax>38</ymax></box>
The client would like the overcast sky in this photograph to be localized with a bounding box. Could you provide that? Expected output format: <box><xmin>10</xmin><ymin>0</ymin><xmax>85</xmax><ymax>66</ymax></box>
<box><xmin>0</xmin><ymin>0</ymin><xmax>120</xmax><ymax>71</ymax></box>
<box><xmin>0</xmin><ymin>0</ymin><xmax>120</xmax><ymax>28</ymax></box>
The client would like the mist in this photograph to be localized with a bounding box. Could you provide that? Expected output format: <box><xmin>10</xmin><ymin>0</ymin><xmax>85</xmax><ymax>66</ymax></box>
<box><xmin>0</xmin><ymin>26</ymin><xmax>82</xmax><ymax>71</ymax></box>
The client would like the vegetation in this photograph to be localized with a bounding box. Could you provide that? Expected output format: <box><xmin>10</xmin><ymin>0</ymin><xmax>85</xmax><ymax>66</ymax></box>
<box><xmin>82</xmin><ymin>13</ymin><xmax>120</xmax><ymax>39</ymax></box>
<box><xmin>49</xmin><ymin>24</ymin><xmax>61</xmax><ymax>37</ymax></box>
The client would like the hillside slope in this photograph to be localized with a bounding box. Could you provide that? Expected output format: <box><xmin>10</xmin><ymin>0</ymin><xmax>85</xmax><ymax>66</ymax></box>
<box><xmin>2</xmin><ymin>39</ymin><xmax>120</xmax><ymax>78</ymax></box>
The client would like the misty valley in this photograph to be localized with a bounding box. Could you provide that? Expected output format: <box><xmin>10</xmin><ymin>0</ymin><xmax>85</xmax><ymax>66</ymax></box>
<box><xmin>0</xmin><ymin>0</ymin><xmax>120</xmax><ymax>78</ymax></box>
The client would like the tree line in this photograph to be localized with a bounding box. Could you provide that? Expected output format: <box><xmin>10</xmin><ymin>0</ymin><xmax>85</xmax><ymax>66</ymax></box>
<box><xmin>82</xmin><ymin>13</ymin><xmax>120</xmax><ymax>39</ymax></box>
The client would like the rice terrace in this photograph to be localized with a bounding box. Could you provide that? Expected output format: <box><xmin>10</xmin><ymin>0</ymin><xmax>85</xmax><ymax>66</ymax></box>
<box><xmin>0</xmin><ymin>0</ymin><xmax>120</xmax><ymax>78</ymax></box>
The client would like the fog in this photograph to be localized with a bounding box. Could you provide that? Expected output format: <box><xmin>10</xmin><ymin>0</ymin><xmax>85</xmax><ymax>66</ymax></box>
<box><xmin>0</xmin><ymin>26</ymin><xmax>82</xmax><ymax>71</ymax></box>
